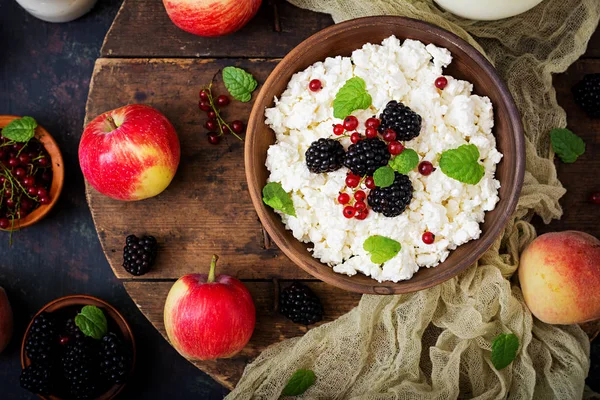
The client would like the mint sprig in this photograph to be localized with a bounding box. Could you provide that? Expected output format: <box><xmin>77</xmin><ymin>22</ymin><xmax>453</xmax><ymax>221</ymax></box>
<box><xmin>332</xmin><ymin>77</ymin><xmax>372</xmax><ymax>119</ymax></box>
<box><xmin>550</xmin><ymin>128</ymin><xmax>585</xmax><ymax>163</ymax></box>
<box><xmin>281</xmin><ymin>369</ymin><xmax>316</xmax><ymax>397</ymax></box>
<box><xmin>222</xmin><ymin>66</ymin><xmax>258</xmax><ymax>103</ymax></box>
<box><xmin>439</xmin><ymin>144</ymin><xmax>484</xmax><ymax>185</ymax></box>
<box><xmin>74</xmin><ymin>305</ymin><xmax>108</xmax><ymax>340</ymax></box>
<box><xmin>491</xmin><ymin>333</ymin><xmax>519</xmax><ymax>370</ymax></box>
<box><xmin>389</xmin><ymin>149</ymin><xmax>419</xmax><ymax>174</ymax></box>
<box><xmin>373</xmin><ymin>166</ymin><xmax>394</xmax><ymax>188</ymax></box>
<box><xmin>363</xmin><ymin>235</ymin><xmax>401</xmax><ymax>264</ymax></box>
<box><xmin>262</xmin><ymin>182</ymin><xmax>296</xmax><ymax>217</ymax></box>
<box><xmin>2</xmin><ymin>116</ymin><xmax>37</xmax><ymax>142</ymax></box>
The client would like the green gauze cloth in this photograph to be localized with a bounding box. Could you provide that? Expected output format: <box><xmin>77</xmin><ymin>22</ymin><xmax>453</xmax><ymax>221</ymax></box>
<box><xmin>227</xmin><ymin>0</ymin><xmax>600</xmax><ymax>398</ymax></box>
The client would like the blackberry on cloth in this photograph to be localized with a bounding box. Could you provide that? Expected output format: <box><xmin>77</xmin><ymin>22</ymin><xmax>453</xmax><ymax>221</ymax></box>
<box><xmin>25</xmin><ymin>312</ymin><xmax>59</xmax><ymax>362</ymax></box>
<box><xmin>343</xmin><ymin>138</ymin><xmax>390</xmax><ymax>176</ymax></box>
<box><xmin>123</xmin><ymin>234</ymin><xmax>158</xmax><ymax>276</ymax></box>
<box><xmin>378</xmin><ymin>100</ymin><xmax>422</xmax><ymax>141</ymax></box>
<box><xmin>62</xmin><ymin>331</ymin><xmax>104</xmax><ymax>400</ymax></box>
<box><xmin>100</xmin><ymin>333</ymin><xmax>132</xmax><ymax>385</ymax></box>
<box><xmin>572</xmin><ymin>73</ymin><xmax>600</xmax><ymax>118</ymax></box>
<box><xmin>280</xmin><ymin>282</ymin><xmax>324</xmax><ymax>325</ymax></box>
<box><xmin>20</xmin><ymin>361</ymin><xmax>56</xmax><ymax>395</ymax></box>
<box><xmin>368</xmin><ymin>172</ymin><xmax>413</xmax><ymax>217</ymax></box>
<box><xmin>305</xmin><ymin>138</ymin><xmax>345</xmax><ymax>173</ymax></box>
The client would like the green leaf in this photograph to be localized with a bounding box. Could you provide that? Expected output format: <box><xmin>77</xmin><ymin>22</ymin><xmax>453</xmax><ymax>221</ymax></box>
<box><xmin>332</xmin><ymin>77</ymin><xmax>372</xmax><ymax>119</ymax></box>
<box><xmin>262</xmin><ymin>182</ymin><xmax>296</xmax><ymax>217</ymax></box>
<box><xmin>363</xmin><ymin>235</ymin><xmax>401</xmax><ymax>264</ymax></box>
<box><xmin>389</xmin><ymin>149</ymin><xmax>419</xmax><ymax>174</ymax></box>
<box><xmin>439</xmin><ymin>144</ymin><xmax>485</xmax><ymax>185</ymax></box>
<box><xmin>491</xmin><ymin>333</ymin><xmax>519</xmax><ymax>370</ymax></box>
<box><xmin>281</xmin><ymin>369</ymin><xmax>316</xmax><ymax>397</ymax></box>
<box><xmin>2</xmin><ymin>116</ymin><xmax>37</xmax><ymax>142</ymax></box>
<box><xmin>222</xmin><ymin>66</ymin><xmax>258</xmax><ymax>103</ymax></box>
<box><xmin>74</xmin><ymin>305</ymin><xmax>108</xmax><ymax>340</ymax></box>
<box><xmin>373</xmin><ymin>166</ymin><xmax>395</xmax><ymax>188</ymax></box>
<box><xmin>550</xmin><ymin>128</ymin><xmax>585</xmax><ymax>163</ymax></box>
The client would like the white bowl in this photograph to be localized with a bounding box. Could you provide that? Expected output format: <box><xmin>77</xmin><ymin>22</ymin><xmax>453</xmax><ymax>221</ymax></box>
<box><xmin>435</xmin><ymin>0</ymin><xmax>545</xmax><ymax>20</ymax></box>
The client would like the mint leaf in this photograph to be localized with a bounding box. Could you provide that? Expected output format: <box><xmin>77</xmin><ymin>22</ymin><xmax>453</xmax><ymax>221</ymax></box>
<box><xmin>222</xmin><ymin>66</ymin><xmax>258</xmax><ymax>103</ymax></box>
<box><xmin>75</xmin><ymin>305</ymin><xmax>107</xmax><ymax>340</ymax></box>
<box><xmin>373</xmin><ymin>166</ymin><xmax>394</xmax><ymax>188</ymax></box>
<box><xmin>550</xmin><ymin>128</ymin><xmax>585</xmax><ymax>163</ymax></box>
<box><xmin>363</xmin><ymin>235</ymin><xmax>401</xmax><ymax>264</ymax></box>
<box><xmin>389</xmin><ymin>149</ymin><xmax>419</xmax><ymax>174</ymax></box>
<box><xmin>491</xmin><ymin>333</ymin><xmax>519</xmax><ymax>370</ymax></box>
<box><xmin>332</xmin><ymin>77</ymin><xmax>372</xmax><ymax>119</ymax></box>
<box><xmin>439</xmin><ymin>144</ymin><xmax>484</xmax><ymax>185</ymax></box>
<box><xmin>263</xmin><ymin>182</ymin><xmax>296</xmax><ymax>217</ymax></box>
<box><xmin>2</xmin><ymin>116</ymin><xmax>37</xmax><ymax>142</ymax></box>
<box><xmin>282</xmin><ymin>369</ymin><xmax>316</xmax><ymax>397</ymax></box>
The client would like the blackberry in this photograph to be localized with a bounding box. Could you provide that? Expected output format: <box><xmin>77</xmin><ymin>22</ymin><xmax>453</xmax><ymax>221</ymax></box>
<box><xmin>100</xmin><ymin>333</ymin><xmax>131</xmax><ymax>385</ymax></box>
<box><xmin>62</xmin><ymin>332</ymin><xmax>104</xmax><ymax>400</ymax></box>
<box><xmin>25</xmin><ymin>312</ymin><xmax>59</xmax><ymax>362</ymax></box>
<box><xmin>305</xmin><ymin>138</ymin><xmax>345</xmax><ymax>173</ymax></box>
<box><xmin>368</xmin><ymin>172</ymin><xmax>413</xmax><ymax>217</ymax></box>
<box><xmin>343</xmin><ymin>138</ymin><xmax>390</xmax><ymax>176</ymax></box>
<box><xmin>378</xmin><ymin>101</ymin><xmax>422</xmax><ymax>141</ymax></box>
<box><xmin>20</xmin><ymin>361</ymin><xmax>56</xmax><ymax>395</ymax></box>
<box><xmin>123</xmin><ymin>234</ymin><xmax>158</xmax><ymax>276</ymax></box>
<box><xmin>279</xmin><ymin>282</ymin><xmax>323</xmax><ymax>325</ymax></box>
<box><xmin>572</xmin><ymin>74</ymin><xmax>600</xmax><ymax>118</ymax></box>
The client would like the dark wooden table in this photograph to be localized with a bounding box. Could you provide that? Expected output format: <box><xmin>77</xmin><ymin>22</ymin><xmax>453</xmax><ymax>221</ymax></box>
<box><xmin>0</xmin><ymin>0</ymin><xmax>598</xmax><ymax>398</ymax></box>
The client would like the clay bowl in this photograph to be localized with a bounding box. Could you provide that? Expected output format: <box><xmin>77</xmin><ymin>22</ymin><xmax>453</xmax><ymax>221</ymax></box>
<box><xmin>246</xmin><ymin>17</ymin><xmax>525</xmax><ymax>294</ymax></box>
<box><xmin>21</xmin><ymin>295</ymin><xmax>136</xmax><ymax>400</ymax></box>
<box><xmin>0</xmin><ymin>115</ymin><xmax>64</xmax><ymax>230</ymax></box>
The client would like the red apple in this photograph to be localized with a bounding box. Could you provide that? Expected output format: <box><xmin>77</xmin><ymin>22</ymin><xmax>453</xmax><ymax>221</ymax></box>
<box><xmin>79</xmin><ymin>104</ymin><xmax>180</xmax><ymax>201</ymax></box>
<box><xmin>162</xmin><ymin>0</ymin><xmax>262</xmax><ymax>37</ymax></box>
<box><xmin>0</xmin><ymin>287</ymin><xmax>13</xmax><ymax>353</ymax></box>
<box><xmin>164</xmin><ymin>255</ymin><xmax>255</xmax><ymax>360</ymax></box>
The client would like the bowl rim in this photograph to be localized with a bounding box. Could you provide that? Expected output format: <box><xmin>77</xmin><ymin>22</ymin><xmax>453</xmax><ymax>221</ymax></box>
<box><xmin>0</xmin><ymin>115</ymin><xmax>64</xmax><ymax>231</ymax></box>
<box><xmin>245</xmin><ymin>16</ymin><xmax>525</xmax><ymax>294</ymax></box>
<box><xmin>20</xmin><ymin>294</ymin><xmax>136</xmax><ymax>400</ymax></box>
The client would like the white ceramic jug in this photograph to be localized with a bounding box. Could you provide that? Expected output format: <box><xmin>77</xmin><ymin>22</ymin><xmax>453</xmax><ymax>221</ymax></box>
<box><xmin>434</xmin><ymin>0</ymin><xmax>545</xmax><ymax>20</ymax></box>
<box><xmin>15</xmin><ymin>0</ymin><xmax>97</xmax><ymax>23</ymax></box>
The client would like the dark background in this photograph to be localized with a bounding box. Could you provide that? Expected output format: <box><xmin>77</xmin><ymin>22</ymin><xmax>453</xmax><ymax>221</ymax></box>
<box><xmin>0</xmin><ymin>0</ymin><xmax>228</xmax><ymax>398</ymax></box>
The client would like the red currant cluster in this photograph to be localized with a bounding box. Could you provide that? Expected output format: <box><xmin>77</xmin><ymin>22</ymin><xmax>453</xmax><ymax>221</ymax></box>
<box><xmin>0</xmin><ymin>135</ymin><xmax>52</xmax><ymax>229</ymax></box>
<box><xmin>198</xmin><ymin>88</ymin><xmax>245</xmax><ymax>145</ymax></box>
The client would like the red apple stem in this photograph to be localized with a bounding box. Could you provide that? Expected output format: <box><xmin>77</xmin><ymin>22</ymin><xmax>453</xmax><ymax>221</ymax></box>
<box><xmin>208</xmin><ymin>254</ymin><xmax>219</xmax><ymax>283</ymax></box>
<box><xmin>106</xmin><ymin>115</ymin><xmax>118</xmax><ymax>131</ymax></box>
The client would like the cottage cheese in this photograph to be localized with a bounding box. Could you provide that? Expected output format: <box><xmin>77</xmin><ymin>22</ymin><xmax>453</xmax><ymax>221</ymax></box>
<box><xmin>264</xmin><ymin>36</ymin><xmax>502</xmax><ymax>282</ymax></box>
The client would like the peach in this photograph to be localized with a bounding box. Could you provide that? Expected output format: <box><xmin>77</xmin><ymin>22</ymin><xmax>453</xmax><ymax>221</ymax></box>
<box><xmin>519</xmin><ymin>231</ymin><xmax>600</xmax><ymax>324</ymax></box>
<box><xmin>0</xmin><ymin>287</ymin><xmax>13</xmax><ymax>353</ymax></box>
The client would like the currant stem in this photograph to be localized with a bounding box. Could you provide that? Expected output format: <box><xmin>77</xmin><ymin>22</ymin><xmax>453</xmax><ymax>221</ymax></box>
<box><xmin>207</xmin><ymin>254</ymin><xmax>219</xmax><ymax>283</ymax></box>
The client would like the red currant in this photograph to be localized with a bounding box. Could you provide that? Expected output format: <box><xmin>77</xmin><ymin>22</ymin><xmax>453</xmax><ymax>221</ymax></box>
<box><xmin>16</xmin><ymin>209</ymin><xmax>28</xmax><ymax>218</ymax></box>
<box><xmin>435</xmin><ymin>76</ymin><xmax>448</xmax><ymax>89</ymax></box>
<box><xmin>343</xmin><ymin>206</ymin><xmax>356</xmax><ymax>218</ymax></box>
<box><xmin>14</xmin><ymin>167</ymin><xmax>26</xmax><ymax>178</ymax></box>
<box><xmin>27</xmin><ymin>186</ymin><xmax>37</xmax><ymax>196</ymax></box>
<box><xmin>41</xmin><ymin>171</ymin><xmax>52</xmax><ymax>182</ymax></box>
<box><xmin>199</xmin><ymin>89</ymin><xmax>210</xmax><ymax>101</ymax></box>
<box><xmin>39</xmin><ymin>196</ymin><xmax>51</xmax><ymax>205</ymax></box>
<box><xmin>5</xmin><ymin>198</ymin><xmax>15</xmax><ymax>208</ymax></box>
<box><xmin>355</xmin><ymin>208</ymin><xmax>369</xmax><ymax>220</ymax></box>
<box><xmin>222</xmin><ymin>125</ymin><xmax>231</xmax><ymax>134</ymax></box>
<box><xmin>309</xmin><ymin>79</ymin><xmax>322</xmax><ymax>92</ymax></box>
<box><xmin>343</xmin><ymin>116</ymin><xmax>359</xmax><ymax>131</ymax></box>
<box><xmin>37</xmin><ymin>187</ymin><xmax>48</xmax><ymax>197</ymax></box>
<box><xmin>0</xmin><ymin>218</ymin><xmax>9</xmax><ymax>229</ymax></box>
<box><xmin>418</xmin><ymin>161</ymin><xmax>435</xmax><ymax>176</ymax></box>
<box><xmin>365</xmin><ymin>127</ymin><xmax>378</xmax><ymax>139</ymax></box>
<box><xmin>231</xmin><ymin>120</ymin><xmax>245</xmax><ymax>134</ymax></box>
<box><xmin>346</xmin><ymin>174</ymin><xmax>360</xmax><ymax>188</ymax></box>
<box><xmin>382</xmin><ymin>129</ymin><xmax>397</xmax><ymax>142</ymax></box>
<box><xmin>12</xmin><ymin>144</ymin><xmax>23</xmax><ymax>152</ymax></box>
<box><xmin>21</xmin><ymin>198</ymin><xmax>33</xmax><ymax>210</ymax></box>
<box><xmin>365</xmin><ymin>117</ymin><xmax>380</xmax><ymax>129</ymax></box>
<box><xmin>22</xmin><ymin>176</ymin><xmax>34</xmax><ymax>187</ymax></box>
<box><xmin>207</xmin><ymin>132</ymin><xmax>220</xmax><ymax>145</ymax></box>
<box><xmin>38</xmin><ymin>157</ymin><xmax>49</xmax><ymax>167</ymax></box>
<box><xmin>422</xmin><ymin>232</ymin><xmax>435</xmax><ymax>244</ymax></box>
<box><xmin>333</xmin><ymin>124</ymin><xmax>344</xmax><ymax>136</ymax></box>
<box><xmin>198</xmin><ymin>100</ymin><xmax>211</xmax><ymax>111</ymax></box>
<box><xmin>338</xmin><ymin>193</ymin><xmax>350</xmax><ymax>204</ymax></box>
<box><xmin>365</xmin><ymin>176</ymin><xmax>375</xmax><ymax>189</ymax></box>
<box><xmin>59</xmin><ymin>336</ymin><xmax>70</xmax><ymax>345</ymax></box>
<box><xmin>350</xmin><ymin>132</ymin><xmax>361</xmax><ymax>144</ymax></box>
<box><xmin>18</xmin><ymin>154</ymin><xmax>30</xmax><ymax>165</ymax></box>
<box><xmin>8</xmin><ymin>158</ymin><xmax>19</xmax><ymax>167</ymax></box>
<box><xmin>354</xmin><ymin>201</ymin><xmax>367</xmax><ymax>211</ymax></box>
<box><xmin>354</xmin><ymin>190</ymin><xmax>366</xmax><ymax>201</ymax></box>
<box><xmin>388</xmin><ymin>141</ymin><xmax>404</xmax><ymax>155</ymax></box>
<box><xmin>216</xmin><ymin>95</ymin><xmax>230</xmax><ymax>107</ymax></box>
<box><xmin>207</xmin><ymin>110</ymin><xmax>217</xmax><ymax>119</ymax></box>
<box><xmin>205</xmin><ymin>119</ymin><xmax>218</xmax><ymax>130</ymax></box>
<box><xmin>591</xmin><ymin>192</ymin><xmax>600</xmax><ymax>204</ymax></box>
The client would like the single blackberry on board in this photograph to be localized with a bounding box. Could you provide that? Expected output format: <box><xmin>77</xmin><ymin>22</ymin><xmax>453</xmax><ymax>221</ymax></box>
<box><xmin>25</xmin><ymin>312</ymin><xmax>59</xmax><ymax>362</ymax></box>
<box><xmin>62</xmin><ymin>332</ymin><xmax>105</xmax><ymax>400</ymax></box>
<box><xmin>20</xmin><ymin>361</ymin><xmax>56</xmax><ymax>396</ymax></box>
<box><xmin>123</xmin><ymin>234</ymin><xmax>158</xmax><ymax>276</ymax></box>
<box><xmin>572</xmin><ymin>73</ymin><xmax>600</xmax><ymax>118</ymax></box>
<box><xmin>343</xmin><ymin>138</ymin><xmax>390</xmax><ymax>176</ymax></box>
<box><xmin>100</xmin><ymin>333</ymin><xmax>131</xmax><ymax>385</ymax></box>
<box><xmin>279</xmin><ymin>282</ymin><xmax>324</xmax><ymax>325</ymax></box>
<box><xmin>368</xmin><ymin>172</ymin><xmax>413</xmax><ymax>217</ymax></box>
<box><xmin>305</xmin><ymin>138</ymin><xmax>345</xmax><ymax>173</ymax></box>
<box><xmin>378</xmin><ymin>100</ymin><xmax>422</xmax><ymax>141</ymax></box>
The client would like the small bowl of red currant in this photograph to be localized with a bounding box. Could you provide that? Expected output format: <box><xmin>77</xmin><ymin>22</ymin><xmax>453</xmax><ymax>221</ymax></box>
<box><xmin>0</xmin><ymin>115</ymin><xmax>64</xmax><ymax>231</ymax></box>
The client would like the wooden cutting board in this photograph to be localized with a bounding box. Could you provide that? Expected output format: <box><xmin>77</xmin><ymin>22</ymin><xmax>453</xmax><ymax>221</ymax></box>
<box><xmin>85</xmin><ymin>0</ymin><xmax>600</xmax><ymax>389</ymax></box>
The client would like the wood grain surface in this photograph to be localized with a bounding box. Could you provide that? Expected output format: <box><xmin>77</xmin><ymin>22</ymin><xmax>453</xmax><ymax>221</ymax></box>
<box><xmin>86</xmin><ymin>1</ymin><xmax>600</xmax><ymax>392</ymax></box>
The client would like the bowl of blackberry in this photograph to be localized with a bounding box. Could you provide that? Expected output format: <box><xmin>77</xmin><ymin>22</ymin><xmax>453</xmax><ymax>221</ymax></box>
<box><xmin>20</xmin><ymin>295</ymin><xmax>135</xmax><ymax>400</ymax></box>
<box><xmin>0</xmin><ymin>115</ymin><xmax>64</xmax><ymax>231</ymax></box>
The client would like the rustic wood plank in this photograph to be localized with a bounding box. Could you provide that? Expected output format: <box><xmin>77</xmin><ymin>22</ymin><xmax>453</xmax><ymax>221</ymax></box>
<box><xmin>85</xmin><ymin>58</ymin><xmax>314</xmax><ymax>280</ymax></box>
<box><xmin>101</xmin><ymin>0</ymin><xmax>333</xmax><ymax>58</ymax></box>
<box><xmin>123</xmin><ymin>280</ymin><xmax>362</xmax><ymax>389</ymax></box>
